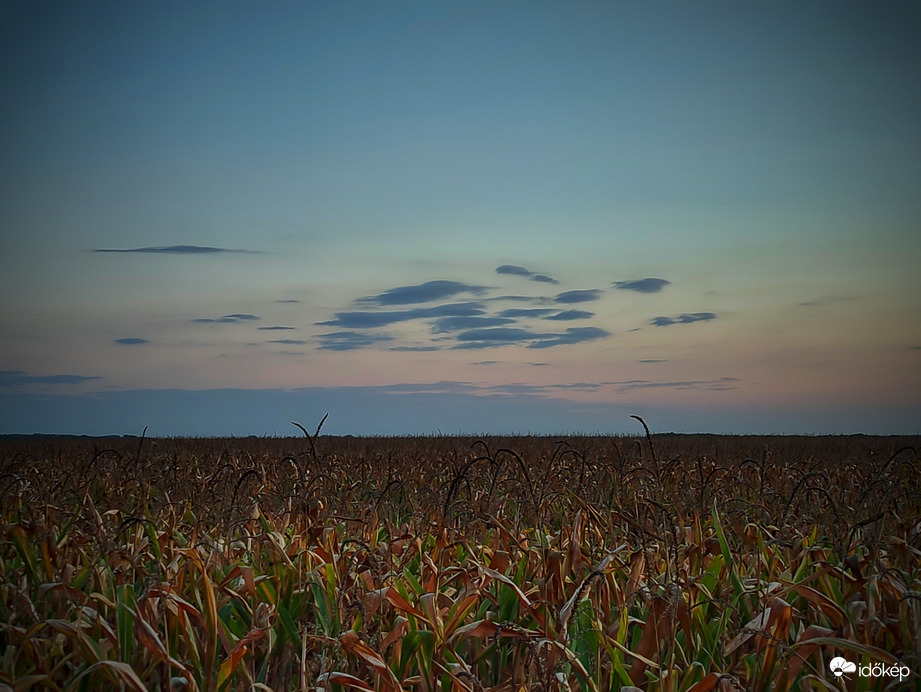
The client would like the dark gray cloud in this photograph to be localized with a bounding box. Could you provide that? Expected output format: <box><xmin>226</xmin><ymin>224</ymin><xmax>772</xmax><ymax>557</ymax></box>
<box><xmin>555</xmin><ymin>289</ymin><xmax>602</xmax><ymax>304</ymax></box>
<box><xmin>453</xmin><ymin>326</ymin><xmax>611</xmax><ymax>350</ymax></box>
<box><xmin>798</xmin><ymin>295</ymin><xmax>854</xmax><ymax>307</ymax></box>
<box><xmin>432</xmin><ymin>316</ymin><xmax>515</xmax><ymax>332</ymax></box>
<box><xmin>317</xmin><ymin>331</ymin><xmax>393</xmax><ymax>351</ymax></box>
<box><xmin>275</xmin><ymin>299</ymin><xmax>300</xmax><ymax>304</ymax></box>
<box><xmin>472</xmin><ymin>360</ymin><xmax>499</xmax><ymax>365</ymax></box>
<box><xmin>268</xmin><ymin>339</ymin><xmax>307</xmax><ymax>345</ymax></box>
<box><xmin>258</xmin><ymin>326</ymin><xmax>295</xmax><ymax>331</ymax></box>
<box><xmin>614</xmin><ymin>377</ymin><xmax>738</xmax><ymax>393</ymax></box>
<box><xmin>529</xmin><ymin>327</ymin><xmax>610</xmax><ymax>349</ymax></box>
<box><xmin>496</xmin><ymin>265</ymin><xmax>533</xmax><ymax>276</ymax></box>
<box><xmin>613</xmin><ymin>278</ymin><xmax>671</xmax><ymax>293</ymax></box>
<box><xmin>545</xmin><ymin>310</ymin><xmax>594</xmax><ymax>321</ymax></box>
<box><xmin>359</xmin><ymin>280</ymin><xmax>487</xmax><ymax>306</ymax></box>
<box><xmin>495</xmin><ymin>265</ymin><xmax>559</xmax><ymax>285</ymax></box>
<box><xmin>650</xmin><ymin>312</ymin><xmax>717</xmax><ymax>327</ymax></box>
<box><xmin>114</xmin><ymin>338</ymin><xmax>148</xmax><ymax>345</ymax></box>
<box><xmin>455</xmin><ymin>327</ymin><xmax>550</xmax><ymax>346</ymax></box>
<box><xmin>194</xmin><ymin>314</ymin><xmax>260</xmax><ymax>324</ymax></box>
<box><xmin>531</xmin><ymin>274</ymin><xmax>559</xmax><ymax>284</ymax></box>
<box><xmin>1</xmin><ymin>370</ymin><xmax>102</xmax><ymax>388</ymax></box>
<box><xmin>378</xmin><ymin>381</ymin><xmax>479</xmax><ymax>395</ymax></box>
<box><xmin>389</xmin><ymin>346</ymin><xmax>441</xmax><ymax>352</ymax></box>
<box><xmin>94</xmin><ymin>245</ymin><xmax>259</xmax><ymax>254</ymax></box>
<box><xmin>498</xmin><ymin>308</ymin><xmax>556</xmax><ymax>318</ymax></box>
<box><xmin>640</xmin><ymin>359</ymin><xmax>667</xmax><ymax>363</ymax></box>
<box><xmin>318</xmin><ymin>302</ymin><xmax>486</xmax><ymax>329</ymax></box>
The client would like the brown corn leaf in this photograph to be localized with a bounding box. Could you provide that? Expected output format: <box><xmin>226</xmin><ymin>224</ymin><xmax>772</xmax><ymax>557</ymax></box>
<box><xmin>317</xmin><ymin>672</ymin><xmax>376</xmax><ymax>691</ymax></box>
<box><xmin>339</xmin><ymin>629</ymin><xmax>404</xmax><ymax>692</ymax></box>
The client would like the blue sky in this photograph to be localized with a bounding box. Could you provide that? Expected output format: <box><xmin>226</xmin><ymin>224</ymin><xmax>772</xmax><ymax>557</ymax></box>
<box><xmin>1</xmin><ymin>1</ymin><xmax>919</xmax><ymax>435</ymax></box>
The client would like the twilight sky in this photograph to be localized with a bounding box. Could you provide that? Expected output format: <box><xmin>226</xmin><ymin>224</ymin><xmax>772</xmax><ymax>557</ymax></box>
<box><xmin>1</xmin><ymin>1</ymin><xmax>920</xmax><ymax>435</ymax></box>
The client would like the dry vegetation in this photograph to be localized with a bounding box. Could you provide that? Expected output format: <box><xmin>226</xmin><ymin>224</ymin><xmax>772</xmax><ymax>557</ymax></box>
<box><xmin>1</xmin><ymin>420</ymin><xmax>919</xmax><ymax>691</ymax></box>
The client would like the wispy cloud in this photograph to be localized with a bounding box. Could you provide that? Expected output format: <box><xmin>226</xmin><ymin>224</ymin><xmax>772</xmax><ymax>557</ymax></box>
<box><xmin>650</xmin><ymin>312</ymin><xmax>717</xmax><ymax>327</ymax></box>
<box><xmin>613</xmin><ymin>278</ymin><xmax>671</xmax><ymax>293</ymax></box>
<box><xmin>193</xmin><ymin>314</ymin><xmax>260</xmax><ymax>324</ymax></box>
<box><xmin>529</xmin><ymin>327</ymin><xmax>610</xmax><ymax>349</ymax></box>
<box><xmin>545</xmin><ymin>310</ymin><xmax>594</xmax><ymax>321</ymax></box>
<box><xmin>798</xmin><ymin>295</ymin><xmax>855</xmax><ymax>307</ymax></box>
<box><xmin>268</xmin><ymin>339</ymin><xmax>307</xmax><ymax>344</ymax></box>
<box><xmin>431</xmin><ymin>316</ymin><xmax>515</xmax><ymax>332</ymax></box>
<box><xmin>318</xmin><ymin>302</ymin><xmax>486</xmax><ymax>328</ymax></box>
<box><xmin>275</xmin><ymin>299</ymin><xmax>300</xmax><ymax>304</ymax></box>
<box><xmin>555</xmin><ymin>289</ymin><xmax>602</xmax><ymax>304</ymax></box>
<box><xmin>258</xmin><ymin>326</ymin><xmax>295</xmax><ymax>331</ymax></box>
<box><xmin>93</xmin><ymin>245</ymin><xmax>259</xmax><ymax>254</ymax></box>
<box><xmin>613</xmin><ymin>377</ymin><xmax>738</xmax><ymax>393</ymax></box>
<box><xmin>114</xmin><ymin>338</ymin><xmax>148</xmax><ymax>345</ymax></box>
<box><xmin>359</xmin><ymin>280</ymin><xmax>488</xmax><ymax>306</ymax></box>
<box><xmin>317</xmin><ymin>331</ymin><xmax>393</xmax><ymax>351</ymax></box>
<box><xmin>639</xmin><ymin>359</ymin><xmax>667</xmax><ymax>363</ymax></box>
<box><xmin>0</xmin><ymin>370</ymin><xmax>102</xmax><ymax>388</ymax></box>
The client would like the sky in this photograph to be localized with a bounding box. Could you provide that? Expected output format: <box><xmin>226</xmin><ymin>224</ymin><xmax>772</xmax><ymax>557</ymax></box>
<box><xmin>1</xmin><ymin>1</ymin><xmax>920</xmax><ymax>436</ymax></box>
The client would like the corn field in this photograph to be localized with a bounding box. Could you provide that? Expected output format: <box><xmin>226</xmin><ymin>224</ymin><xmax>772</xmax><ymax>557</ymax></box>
<box><xmin>1</xmin><ymin>422</ymin><xmax>919</xmax><ymax>691</ymax></box>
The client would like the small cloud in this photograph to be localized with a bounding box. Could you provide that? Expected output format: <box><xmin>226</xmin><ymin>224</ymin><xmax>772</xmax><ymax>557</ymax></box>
<box><xmin>94</xmin><ymin>245</ymin><xmax>259</xmax><ymax>254</ymax></box>
<box><xmin>360</xmin><ymin>280</ymin><xmax>487</xmax><ymax>306</ymax></box>
<box><xmin>650</xmin><ymin>312</ymin><xmax>717</xmax><ymax>327</ymax></box>
<box><xmin>114</xmin><ymin>338</ymin><xmax>148</xmax><ymax>345</ymax></box>
<box><xmin>496</xmin><ymin>264</ymin><xmax>533</xmax><ymax>276</ymax></box>
<box><xmin>258</xmin><ymin>326</ymin><xmax>295</xmax><ymax>331</ymax></box>
<box><xmin>529</xmin><ymin>362</ymin><xmax>549</xmax><ymax>366</ymax></box>
<box><xmin>275</xmin><ymin>299</ymin><xmax>300</xmax><ymax>304</ymax></box>
<box><xmin>613</xmin><ymin>278</ymin><xmax>671</xmax><ymax>293</ymax></box>
<box><xmin>268</xmin><ymin>339</ymin><xmax>307</xmax><ymax>344</ymax></box>
<box><xmin>555</xmin><ymin>289</ymin><xmax>602</xmax><ymax>304</ymax></box>
<box><xmin>0</xmin><ymin>370</ymin><xmax>102</xmax><ymax>388</ymax></box>
<box><xmin>545</xmin><ymin>310</ymin><xmax>594</xmax><ymax>321</ymax></box>
<box><xmin>494</xmin><ymin>265</ymin><xmax>559</xmax><ymax>284</ymax></box>
<box><xmin>317</xmin><ymin>331</ymin><xmax>393</xmax><ymax>351</ymax></box>
<box><xmin>472</xmin><ymin>360</ymin><xmax>499</xmax><ymax>365</ymax></box>
<box><xmin>639</xmin><ymin>359</ymin><xmax>667</xmax><ymax>363</ymax></box>
<box><xmin>528</xmin><ymin>327</ymin><xmax>610</xmax><ymax>349</ymax></box>
<box><xmin>194</xmin><ymin>314</ymin><xmax>260</xmax><ymax>324</ymax></box>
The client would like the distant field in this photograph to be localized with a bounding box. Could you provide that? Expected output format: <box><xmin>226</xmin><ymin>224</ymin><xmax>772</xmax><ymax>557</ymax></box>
<box><xmin>2</xmin><ymin>428</ymin><xmax>919</xmax><ymax>691</ymax></box>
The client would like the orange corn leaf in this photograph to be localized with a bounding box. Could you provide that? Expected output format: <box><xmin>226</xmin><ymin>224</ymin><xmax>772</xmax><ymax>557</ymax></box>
<box><xmin>628</xmin><ymin>596</ymin><xmax>669</xmax><ymax>684</ymax></box>
<box><xmin>384</xmin><ymin>586</ymin><xmax>428</xmax><ymax>623</ymax></box>
<box><xmin>452</xmin><ymin>619</ymin><xmax>538</xmax><ymax>640</ymax></box>
<box><xmin>685</xmin><ymin>674</ymin><xmax>720</xmax><ymax>692</ymax></box>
